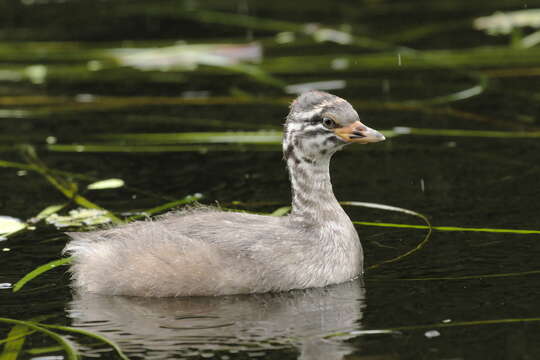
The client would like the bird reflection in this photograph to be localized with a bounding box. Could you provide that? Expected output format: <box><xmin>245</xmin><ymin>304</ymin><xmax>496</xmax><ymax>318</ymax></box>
<box><xmin>67</xmin><ymin>279</ymin><xmax>366</xmax><ymax>360</ymax></box>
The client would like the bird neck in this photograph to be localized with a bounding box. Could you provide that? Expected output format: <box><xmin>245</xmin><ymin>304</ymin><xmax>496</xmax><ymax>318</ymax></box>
<box><xmin>286</xmin><ymin>154</ymin><xmax>344</xmax><ymax>222</ymax></box>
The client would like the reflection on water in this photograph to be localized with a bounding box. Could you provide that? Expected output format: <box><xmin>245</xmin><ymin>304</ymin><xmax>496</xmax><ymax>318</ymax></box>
<box><xmin>68</xmin><ymin>280</ymin><xmax>366</xmax><ymax>360</ymax></box>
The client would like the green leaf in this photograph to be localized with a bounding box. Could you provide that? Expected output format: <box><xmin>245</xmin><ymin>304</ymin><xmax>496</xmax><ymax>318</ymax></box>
<box><xmin>40</xmin><ymin>324</ymin><xmax>130</xmax><ymax>360</ymax></box>
<box><xmin>0</xmin><ymin>216</ymin><xmax>27</xmax><ymax>239</ymax></box>
<box><xmin>270</xmin><ymin>206</ymin><xmax>291</xmax><ymax>216</ymax></box>
<box><xmin>31</xmin><ymin>204</ymin><xmax>66</xmax><ymax>223</ymax></box>
<box><xmin>12</xmin><ymin>257</ymin><xmax>72</xmax><ymax>293</ymax></box>
<box><xmin>97</xmin><ymin>131</ymin><xmax>283</xmax><ymax>144</ymax></box>
<box><xmin>20</xmin><ymin>146</ymin><xmax>123</xmax><ymax>224</ymax></box>
<box><xmin>45</xmin><ymin>208</ymin><xmax>114</xmax><ymax>228</ymax></box>
<box><xmin>325</xmin><ymin>316</ymin><xmax>540</xmax><ymax>339</ymax></box>
<box><xmin>341</xmin><ymin>201</ymin><xmax>432</xmax><ymax>270</ymax></box>
<box><xmin>354</xmin><ymin>221</ymin><xmax>540</xmax><ymax>234</ymax></box>
<box><xmin>128</xmin><ymin>193</ymin><xmax>204</xmax><ymax>220</ymax></box>
<box><xmin>0</xmin><ymin>318</ymin><xmax>77</xmax><ymax>360</ymax></box>
<box><xmin>0</xmin><ymin>324</ymin><xmax>29</xmax><ymax>360</ymax></box>
<box><xmin>87</xmin><ymin>178</ymin><xmax>125</xmax><ymax>190</ymax></box>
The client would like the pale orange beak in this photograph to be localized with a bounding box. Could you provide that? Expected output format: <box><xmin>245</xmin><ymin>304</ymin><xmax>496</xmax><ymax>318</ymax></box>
<box><xmin>334</xmin><ymin>121</ymin><xmax>385</xmax><ymax>144</ymax></box>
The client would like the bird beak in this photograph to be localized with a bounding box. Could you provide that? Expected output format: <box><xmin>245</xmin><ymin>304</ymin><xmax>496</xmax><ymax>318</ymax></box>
<box><xmin>334</xmin><ymin>121</ymin><xmax>385</xmax><ymax>144</ymax></box>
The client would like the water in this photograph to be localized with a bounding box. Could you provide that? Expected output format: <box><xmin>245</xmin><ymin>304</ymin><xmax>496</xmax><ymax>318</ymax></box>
<box><xmin>2</xmin><ymin>0</ymin><xmax>540</xmax><ymax>359</ymax></box>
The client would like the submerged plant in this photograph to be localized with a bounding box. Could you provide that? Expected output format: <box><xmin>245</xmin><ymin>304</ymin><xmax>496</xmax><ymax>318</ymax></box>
<box><xmin>0</xmin><ymin>317</ymin><xmax>130</xmax><ymax>360</ymax></box>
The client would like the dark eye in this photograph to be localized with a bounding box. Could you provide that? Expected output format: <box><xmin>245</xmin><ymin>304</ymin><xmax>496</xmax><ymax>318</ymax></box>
<box><xmin>322</xmin><ymin>117</ymin><xmax>337</xmax><ymax>129</ymax></box>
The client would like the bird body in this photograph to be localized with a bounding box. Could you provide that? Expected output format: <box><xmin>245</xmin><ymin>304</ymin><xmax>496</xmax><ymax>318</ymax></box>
<box><xmin>65</xmin><ymin>91</ymin><xmax>385</xmax><ymax>297</ymax></box>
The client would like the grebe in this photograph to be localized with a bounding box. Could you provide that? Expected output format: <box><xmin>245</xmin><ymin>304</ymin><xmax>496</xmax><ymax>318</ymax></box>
<box><xmin>64</xmin><ymin>91</ymin><xmax>385</xmax><ymax>297</ymax></box>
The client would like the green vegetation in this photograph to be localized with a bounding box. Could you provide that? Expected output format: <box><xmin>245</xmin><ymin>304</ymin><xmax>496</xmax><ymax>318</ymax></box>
<box><xmin>1</xmin><ymin>2</ymin><xmax>540</xmax><ymax>359</ymax></box>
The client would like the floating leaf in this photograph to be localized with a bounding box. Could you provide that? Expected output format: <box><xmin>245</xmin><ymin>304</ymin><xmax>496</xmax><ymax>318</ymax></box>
<box><xmin>30</xmin><ymin>204</ymin><xmax>66</xmax><ymax>224</ymax></box>
<box><xmin>21</xmin><ymin>146</ymin><xmax>122</xmax><ymax>224</ymax></box>
<box><xmin>270</xmin><ymin>206</ymin><xmax>291</xmax><ymax>216</ymax></box>
<box><xmin>0</xmin><ymin>216</ymin><xmax>27</xmax><ymax>240</ymax></box>
<box><xmin>110</xmin><ymin>43</ymin><xmax>262</xmax><ymax>71</ymax></box>
<box><xmin>45</xmin><ymin>208</ymin><xmax>113</xmax><ymax>228</ymax></box>
<box><xmin>392</xmin><ymin>127</ymin><xmax>540</xmax><ymax>138</ymax></box>
<box><xmin>97</xmin><ymin>131</ymin><xmax>283</xmax><ymax>144</ymax></box>
<box><xmin>474</xmin><ymin>9</ymin><xmax>540</xmax><ymax>35</ymax></box>
<box><xmin>87</xmin><ymin>178</ymin><xmax>125</xmax><ymax>190</ymax></box>
<box><xmin>49</xmin><ymin>143</ymin><xmax>281</xmax><ymax>153</ymax></box>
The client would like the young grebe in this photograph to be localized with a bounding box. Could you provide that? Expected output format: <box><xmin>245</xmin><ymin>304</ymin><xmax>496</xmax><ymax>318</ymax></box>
<box><xmin>64</xmin><ymin>91</ymin><xmax>385</xmax><ymax>297</ymax></box>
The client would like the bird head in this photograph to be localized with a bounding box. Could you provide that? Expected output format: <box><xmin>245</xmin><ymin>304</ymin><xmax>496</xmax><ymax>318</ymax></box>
<box><xmin>283</xmin><ymin>91</ymin><xmax>385</xmax><ymax>162</ymax></box>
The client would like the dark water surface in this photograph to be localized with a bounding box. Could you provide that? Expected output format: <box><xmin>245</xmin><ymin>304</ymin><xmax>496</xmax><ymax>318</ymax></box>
<box><xmin>2</xmin><ymin>0</ymin><xmax>540</xmax><ymax>359</ymax></box>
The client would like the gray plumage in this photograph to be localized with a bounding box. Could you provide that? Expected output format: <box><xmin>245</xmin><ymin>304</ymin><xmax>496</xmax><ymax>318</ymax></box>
<box><xmin>64</xmin><ymin>91</ymin><xmax>385</xmax><ymax>297</ymax></box>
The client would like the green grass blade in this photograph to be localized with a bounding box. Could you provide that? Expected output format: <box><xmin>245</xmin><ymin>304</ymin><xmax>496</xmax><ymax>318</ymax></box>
<box><xmin>40</xmin><ymin>324</ymin><xmax>130</xmax><ymax>360</ymax></box>
<box><xmin>325</xmin><ymin>316</ymin><xmax>540</xmax><ymax>339</ymax></box>
<box><xmin>369</xmin><ymin>269</ymin><xmax>540</xmax><ymax>281</ymax></box>
<box><xmin>25</xmin><ymin>345</ymin><xmax>63</xmax><ymax>355</ymax></box>
<box><xmin>392</xmin><ymin>317</ymin><xmax>540</xmax><ymax>332</ymax></box>
<box><xmin>342</xmin><ymin>201</ymin><xmax>432</xmax><ymax>270</ymax></box>
<box><xmin>396</xmin><ymin>127</ymin><xmax>540</xmax><ymax>138</ymax></box>
<box><xmin>12</xmin><ymin>257</ymin><xmax>72</xmax><ymax>293</ymax></box>
<box><xmin>48</xmin><ymin>144</ymin><xmax>282</xmax><ymax>153</ymax></box>
<box><xmin>0</xmin><ymin>329</ymin><xmax>35</xmax><ymax>346</ymax></box>
<box><xmin>270</xmin><ymin>206</ymin><xmax>291</xmax><ymax>216</ymax></box>
<box><xmin>20</xmin><ymin>146</ymin><xmax>122</xmax><ymax>224</ymax></box>
<box><xmin>127</xmin><ymin>193</ymin><xmax>204</xmax><ymax>221</ymax></box>
<box><xmin>0</xmin><ymin>318</ymin><xmax>77</xmax><ymax>360</ymax></box>
<box><xmin>354</xmin><ymin>221</ymin><xmax>540</xmax><ymax>234</ymax></box>
<box><xmin>96</xmin><ymin>131</ymin><xmax>283</xmax><ymax>144</ymax></box>
<box><xmin>0</xmin><ymin>324</ymin><xmax>29</xmax><ymax>360</ymax></box>
<box><xmin>0</xmin><ymin>160</ymin><xmax>36</xmax><ymax>171</ymax></box>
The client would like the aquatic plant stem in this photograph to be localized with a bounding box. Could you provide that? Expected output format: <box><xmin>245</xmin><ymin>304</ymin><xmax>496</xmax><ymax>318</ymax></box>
<box><xmin>39</xmin><ymin>324</ymin><xmax>130</xmax><ymax>360</ymax></box>
<box><xmin>369</xmin><ymin>269</ymin><xmax>540</xmax><ymax>282</ymax></box>
<box><xmin>12</xmin><ymin>257</ymin><xmax>72</xmax><ymax>293</ymax></box>
<box><xmin>355</xmin><ymin>221</ymin><xmax>540</xmax><ymax>234</ymax></box>
<box><xmin>324</xmin><ymin>316</ymin><xmax>540</xmax><ymax>339</ymax></box>
<box><xmin>20</xmin><ymin>145</ymin><xmax>123</xmax><ymax>224</ymax></box>
<box><xmin>342</xmin><ymin>202</ymin><xmax>432</xmax><ymax>270</ymax></box>
<box><xmin>0</xmin><ymin>318</ymin><xmax>77</xmax><ymax>360</ymax></box>
<box><xmin>0</xmin><ymin>324</ymin><xmax>28</xmax><ymax>360</ymax></box>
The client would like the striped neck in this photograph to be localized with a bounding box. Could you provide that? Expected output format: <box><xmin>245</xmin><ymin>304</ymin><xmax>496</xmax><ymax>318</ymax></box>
<box><xmin>285</xmin><ymin>151</ymin><xmax>344</xmax><ymax>222</ymax></box>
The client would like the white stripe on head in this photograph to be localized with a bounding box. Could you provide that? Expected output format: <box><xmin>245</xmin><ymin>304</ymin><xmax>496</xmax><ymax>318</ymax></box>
<box><xmin>293</xmin><ymin>108</ymin><xmax>323</xmax><ymax>121</ymax></box>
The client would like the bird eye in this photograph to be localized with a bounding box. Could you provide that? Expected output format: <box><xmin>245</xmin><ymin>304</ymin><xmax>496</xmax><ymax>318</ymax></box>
<box><xmin>322</xmin><ymin>117</ymin><xmax>337</xmax><ymax>129</ymax></box>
